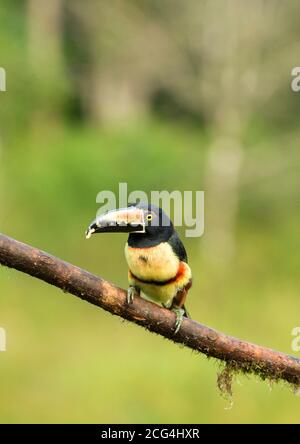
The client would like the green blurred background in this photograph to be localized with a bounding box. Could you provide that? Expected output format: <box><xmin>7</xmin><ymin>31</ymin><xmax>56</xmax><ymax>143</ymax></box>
<box><xmin>1</xmin><ymin>0</ymin><xmax>300</xmax><ymax>424</ymax></box>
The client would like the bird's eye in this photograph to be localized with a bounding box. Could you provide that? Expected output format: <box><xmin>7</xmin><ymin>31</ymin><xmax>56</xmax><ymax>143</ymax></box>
<box><xmin>146</xmin><ymin>214</ymin><xmax>153</xmax><ymax>221</ymax></box>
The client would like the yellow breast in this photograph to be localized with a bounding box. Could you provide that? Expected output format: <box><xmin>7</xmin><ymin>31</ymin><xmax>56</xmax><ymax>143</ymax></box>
<box><xmin>125</xmin><ymin>242</ymin><xmax>179</xmax><ymax>282</ymax></box>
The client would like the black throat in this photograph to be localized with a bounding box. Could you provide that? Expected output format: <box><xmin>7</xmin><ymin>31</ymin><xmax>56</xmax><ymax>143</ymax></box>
<box><xmin>128</xmin><ymin>225</ymin><xmax>174</xmax><ymax>248</ymax></box>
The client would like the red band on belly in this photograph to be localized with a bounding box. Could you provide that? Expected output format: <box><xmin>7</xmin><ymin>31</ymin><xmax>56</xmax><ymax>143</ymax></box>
<box><xmin>129</xmin><ymin>262</ymin><xmax>186</xmax><ymax>286</ymax></box>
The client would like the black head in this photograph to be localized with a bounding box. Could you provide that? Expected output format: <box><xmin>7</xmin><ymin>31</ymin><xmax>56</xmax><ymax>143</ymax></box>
<box><xmin>128</xmin><ymin>202</ymin><xmax>174</xmax><ymax>247</ymax></box>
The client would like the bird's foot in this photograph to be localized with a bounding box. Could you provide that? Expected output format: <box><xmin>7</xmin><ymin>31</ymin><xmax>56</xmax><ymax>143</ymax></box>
<box><xmin>172</xmin><ymin>306</ymin><xmax>185</xmax><ymax>334</ymax></box>
<box><xmin>127</xmin><ymin>286</ymin><xmax>139</xmax><ymax>304</ymax></box>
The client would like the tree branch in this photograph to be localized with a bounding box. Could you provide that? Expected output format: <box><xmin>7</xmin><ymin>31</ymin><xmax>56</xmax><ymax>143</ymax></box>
<box><xmin>0</xmin><ymin>233</ymin><xmax>299</xmax><ymax>387</ymax></box>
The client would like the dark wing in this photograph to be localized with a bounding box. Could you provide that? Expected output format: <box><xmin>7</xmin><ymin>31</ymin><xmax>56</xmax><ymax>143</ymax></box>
<box><xmin>168</xmin><ymin>231</ymin><xmax>188</xmax><ymax>263</ymax></box>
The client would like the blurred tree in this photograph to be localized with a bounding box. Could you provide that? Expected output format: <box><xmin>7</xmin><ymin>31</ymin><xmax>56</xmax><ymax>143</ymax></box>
<box><xmin>197</xmin><ymin>0</ymin><xmax>300</xmax><ymax>266</ymax></box>
<box><xmin>27</xmin><ymin>0</ymin><xmax>68</xmax><ymax>127</ymax></box>
<box><xmin>65</xmin><ymin>0</ymin><xmax>148</xmax><ymax>125</ymax></box>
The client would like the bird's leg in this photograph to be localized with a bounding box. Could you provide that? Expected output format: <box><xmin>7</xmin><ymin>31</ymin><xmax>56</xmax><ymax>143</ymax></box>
<box><xmin>162</xmin><ymin>301</ymin><xmax>184</xmax><ymax>333</ymax></box>
<box><xmin>171</xmin><ymin>307</ymin><xmax>185</xmax><ymax>334</ymax></box>
<box><xmin>127</xmin><ymin>286</ymin><xmax>140</xmax><ymax>304</ymax></box>
<box><xmin>171</xmin><ymin>286</ymin><xmax>189</xmax><ymax>334</ymax></box>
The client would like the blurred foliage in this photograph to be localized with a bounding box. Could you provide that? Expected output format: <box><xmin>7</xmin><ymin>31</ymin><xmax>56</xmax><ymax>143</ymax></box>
<box><xmin>0</xmin><ymin>0</ymin><xmax>300</xmax><ymax>424</ymax></box>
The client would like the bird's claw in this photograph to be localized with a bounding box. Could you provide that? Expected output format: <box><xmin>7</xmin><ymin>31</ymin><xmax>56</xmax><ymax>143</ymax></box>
<box><xmin>172</xmin><ymin>307</ymin><xmax>185</xmax><ymax>334</ymax></box>
<box><xmin>127</xmin><ymin>286</ymin><xmax>138</xmax><ymax>304</ymax></box>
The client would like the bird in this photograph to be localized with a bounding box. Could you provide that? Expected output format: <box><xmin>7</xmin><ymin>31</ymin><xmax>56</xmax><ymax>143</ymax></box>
<box><xmin>85</xmin><ymin>203</ymin><xmax>192</xmax><ymax>333</ymax></box>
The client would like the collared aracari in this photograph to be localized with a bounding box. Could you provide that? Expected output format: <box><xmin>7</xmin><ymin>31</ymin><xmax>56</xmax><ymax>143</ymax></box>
<box><xmin>85</xmin><ymin>203</ymin><xmax>192</xmax><ymax>332</ymax></box>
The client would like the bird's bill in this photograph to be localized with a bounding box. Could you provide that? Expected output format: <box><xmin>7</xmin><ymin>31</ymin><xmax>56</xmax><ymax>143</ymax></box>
<box><xmin>85</xmin><ymin>207</ymin><xmax>145</xmax><ymax>238</ymax></box>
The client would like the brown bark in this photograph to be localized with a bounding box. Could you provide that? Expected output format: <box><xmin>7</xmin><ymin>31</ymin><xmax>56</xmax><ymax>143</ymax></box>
<box><xmin>0</xmin><ymin>233</ymin><xmax>299</xmax><ymax>386</ymax></box>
